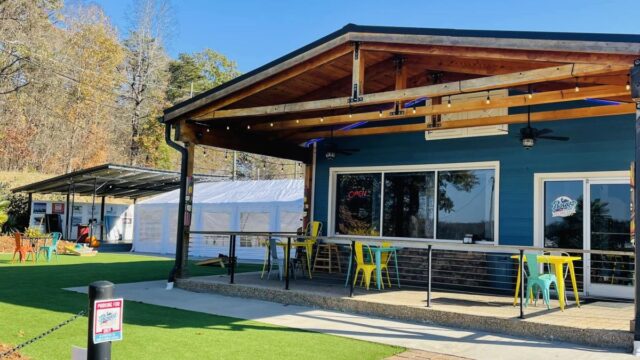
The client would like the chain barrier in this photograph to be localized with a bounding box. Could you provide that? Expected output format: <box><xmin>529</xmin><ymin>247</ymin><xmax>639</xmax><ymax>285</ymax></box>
<box><xmin>0</xmin><ymin>310</ymin><xmax>86</xmax><ymax>359</ymax></box>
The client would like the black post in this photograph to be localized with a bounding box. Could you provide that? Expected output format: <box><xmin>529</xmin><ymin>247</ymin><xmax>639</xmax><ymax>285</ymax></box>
<box><xmin>631</xmin><ymin>60</ymin><xmax>640</xmax><ymax>352</ymax></box>
<box><xmin>88</xmin><ymin>281</ymin><xmax>114</xmax><ymax>360</ymax></box>
<box><xmin>519</xmin><ymin>249</ymin><xmax>525</xmax><ymax>319</ymax></box>
<box><xmin>349</xmin><ymin>240</ymin><xmax>356</xmax><ymax>297</ymax></box>
<box><xmin>26</xmin><ymin>193</ymin><xmax>32</xmax><ymax>227</ymax></box>
<box><xmin>227</xmin><ymin>235</ymin><xmax>234</xmax><ymax>277</ymax></box>
<box><xmin>99</xmin><ymin>196</ymin><xmax>106</xmax><ymax>243</ymax></box>
<box><xmin>229</xmin><ymin>235</ymin><xmax>236</xmax><ymax>284</ymax></box>
<box><xmin>285</xmin><ymin>236</ymin><xmax>291</xmax><ymax>290</ymax></box>
<box><xmin>65</xmin><ymin>188</ymin><xmax>70</xmax><ymax>240</ymax></box>
<box><xmin>427</xmin><ymin>245</ymin><xmax>432</xmax><ymax>307</ymax></box>
<box><xmin>70</xmin><ymin>186</ymin><xmax>75</xmax><ymax>240</ymax></box>
<box><xmin>266</xmin><ymin>233</ymin><xmax>272</xmax><ymax>270</ymax></box>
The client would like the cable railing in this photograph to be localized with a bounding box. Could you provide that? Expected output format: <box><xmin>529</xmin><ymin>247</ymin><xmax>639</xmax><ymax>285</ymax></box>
<box><xmin>184</xmin><ymin>230</ymin><xmax>635</xmax><ymax>319</ymax></box>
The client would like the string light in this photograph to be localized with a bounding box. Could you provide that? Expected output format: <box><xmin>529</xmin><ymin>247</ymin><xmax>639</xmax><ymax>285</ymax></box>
<box><xmin>269</xmin><ymin>122</ymin><xmax>273</xmax><ymax>127</ymax></box>
<box><xmin>447</xmin><ymin>96</ymin><xmax>451</xmax><ymax>108</ymax></box>
<box><xmin>412</xmin><ymin>106</ymin><xmax>416</xmax><ymax>114</ymax></box>
<box><xmin>224</xmin><ymin>150</ymin><xmax>228</xmax><ymax>159</ymax></box>
<box><xmin>349</xmin><ymin>112</ymin><xmax>353</xmax><ymax>118</ymax></box>
<box><xmin>226</xmin><ymin>126</ymin><xmax>230</xmax><ymax>130</ymax></box>
<box><xmin>280</xmin><ymin>164</ymin><xmax>284</xmax><ymax>173</ymax></box>
<box><xmin>378</xmin><ymin>110</ymin><xmax>382</xmax><ymax>117</ymax></box>
<box><xmin>626</xmin><ymin>80</ymin><xmax>631</xmax><ymax>91</ymax></box>
<box><xmin>246</xmin><ymin>124</ymin><xmax>251</xmax><ymax>130</ymax></box>
<box><xmin>263</xmin><ymin>161</ymin><xmax>266</xmax><ymax>169</ymax></box>
<box><xmin>485</xmin><ymin>92</ymin><xmax>491</xmax><ymax>104</ymax></box>
<box><xmin>320</xmin><ymin>117</ymin><xmax>324</xmax><ymax>122</ymax></box>
<box><xmin>574</xmin><ymin>78</ymin><xmax>580</xmax><ymax>92</ymax></box>
<box><xmin>296</xmin><ymin>119</ymin><xmax>300</xmax><ymax>124</ymax></box>
<box><xmin>206</xmin><ymin>128</ymin><xmax>211</xmax><ymax>133</ymax></box>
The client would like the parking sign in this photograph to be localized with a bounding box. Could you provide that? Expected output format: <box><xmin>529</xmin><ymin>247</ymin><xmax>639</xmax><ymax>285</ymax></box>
<box><xmin>92</xmin><ymin>298</ymin><xmax>123</xmax><ymax>344</ymax></box>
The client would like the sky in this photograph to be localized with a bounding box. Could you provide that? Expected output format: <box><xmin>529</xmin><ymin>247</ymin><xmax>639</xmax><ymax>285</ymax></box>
<box><xmin>92</xmin><ymin>0</ymin><xmax>639</xmax><ymax>73</ymax></box>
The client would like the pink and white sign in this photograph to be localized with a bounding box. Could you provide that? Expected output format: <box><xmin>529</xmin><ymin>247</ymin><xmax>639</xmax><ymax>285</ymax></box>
<box><xmin>93</xmin><ymin>298</ymin><xmax>123</xmax><ymax>344</ymax></box>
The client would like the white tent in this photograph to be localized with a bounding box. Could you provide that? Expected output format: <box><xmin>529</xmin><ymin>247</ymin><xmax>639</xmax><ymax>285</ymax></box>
<box><xmin>133</xmin><ymin>179</ymin><xmax>304</xmax><ymax>260</ymax></box>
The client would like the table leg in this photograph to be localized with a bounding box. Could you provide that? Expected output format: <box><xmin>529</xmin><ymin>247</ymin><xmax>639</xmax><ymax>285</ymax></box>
<box><xmin>375</xmin><ymin>251</ymin><xmax>382</xmax><ymax>290</ymax></box>
<box><xmin>344</xmin><ymin>246</ymin><xmax>352</xmax><ymax>287</ymax></box>
<box><xmin>394</xmin><ymin>250</ymin><xmax>400</xmax><ymax>288</ymax></box>
<box><xmin>554</xmin><ymin>262</ymin><xmax>565</xmax><ymax>310</ymax></box>
<box><xmin>568</xmin><ymin>261</ymin><xmax>581</xmax><ymax>307</ymax></box>
<box><xmin>305</xmin><ymin>243</ymin><xmax>313</xmax><ymax>279</ymax></box>
<box><xmin>513</xmin><ymin>261</ymin><xmax>521</xmax><ymax>306</ymax></box>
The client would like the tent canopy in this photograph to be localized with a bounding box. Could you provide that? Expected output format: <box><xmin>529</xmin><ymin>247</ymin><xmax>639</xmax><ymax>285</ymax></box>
<box><xmin>139</xmin><ymin>179</ymin><xmax>303</xmax><ymax>205</ymax></box>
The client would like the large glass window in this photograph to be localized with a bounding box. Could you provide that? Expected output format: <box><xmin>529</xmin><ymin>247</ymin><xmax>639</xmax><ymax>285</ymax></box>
<box><xmin>437</xmin><ymin>169</ymin><xmax>496</xmax><ymax>241</ymax></box>
<box><xmin>383</xmin><ymin>172</ymin><xmax>435</xmax><ymax>238</ymax></box>
<box><xmin>543</xmin><ymin>180</ymin><xmax>583</xmax><ymax>249</ymax></box>
<box><xmin>335</xmin><ymin>173</ymin><xmax>381</xmax><ymax>236</ymax></box>
<box><xmin>333</xmin><ymin>165</ymin><xmax>497</xmax><ymax>241</ymax></box>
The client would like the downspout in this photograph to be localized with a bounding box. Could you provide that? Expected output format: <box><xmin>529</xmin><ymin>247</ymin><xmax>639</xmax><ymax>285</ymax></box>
<box><xmin>165</xmin><ymin>122</ymin><xmax>188</xmax><ymax>286</ymax></box>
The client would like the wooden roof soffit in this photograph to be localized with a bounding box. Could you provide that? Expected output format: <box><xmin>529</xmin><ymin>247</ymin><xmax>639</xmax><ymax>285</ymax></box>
<box><xmin>291</xmin><ymin>103</ymin><xmax>636</xmax><ymax>140</ymax></box>
<box><xmin>194</xmin><ymin>63</ymin><xmax>629</xmax><ymax>121</ymax></box>
<box><xmin>177</xmin><ymin>121</ymin><xmax>312</xmax><ymax>164</ymax></box>
<box><xmin>256</xmin><ymin>85</ymin><xmax>629</xmax><ymax>131</ymax></box>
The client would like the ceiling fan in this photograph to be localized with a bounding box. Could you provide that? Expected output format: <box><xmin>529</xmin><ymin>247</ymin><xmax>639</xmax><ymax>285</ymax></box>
<box><xmin>325</xmin><ymin>128</ymin><xmax>359</xmax><ymax>160</ymax></box>
<box><xmin>519</xmin><ymin>105</ymin><xmax>569</xmax><ymax>150</ymax></box>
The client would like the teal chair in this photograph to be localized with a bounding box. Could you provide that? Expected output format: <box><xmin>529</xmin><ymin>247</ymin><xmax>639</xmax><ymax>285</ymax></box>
<box><xmin>524</xmin><ymin>252</ymin><xmax>559</xmax><ymax>309</ymax></box>
<box><xmin>38</xmin><ymin>232</ymin><xmax>62</xmax><ymax>262</ymax></box>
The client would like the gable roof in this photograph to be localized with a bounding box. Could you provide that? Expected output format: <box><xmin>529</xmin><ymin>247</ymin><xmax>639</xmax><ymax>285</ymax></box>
<box><xmin>163</xmin><ymin>23</ymin><xmax>640</xmax><ymax>122</ymax></box>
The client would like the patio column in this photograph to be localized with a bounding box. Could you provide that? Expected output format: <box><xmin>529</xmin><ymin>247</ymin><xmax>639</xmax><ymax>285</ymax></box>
<box><xmin>26</xmin><ymin>193</ymin><xmax>32</xmax><ymax>227</ymax></box>
<box><xmin>631</xmin><ymin>59</ymin><xmax>640</xmax><ymax>355</ymax></box>
<box><xmin>99</xmin><ymin>196</ymin><xmax>106</xmax><ymax>243</ymax></box>
<box><xmin>65</xmin><ymin>184</ymin><xmax>71</xmax><ymax>240</ymax></box>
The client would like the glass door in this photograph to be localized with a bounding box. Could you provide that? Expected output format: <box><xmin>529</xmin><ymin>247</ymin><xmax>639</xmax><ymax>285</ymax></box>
<box><xmin>540</xmin><ymin>175</ymin><xmax>632</xmax><ymax>299</ymax></box>
<box><xmin>588</xmin><ymin>181</ymin><xmax>633</xmax><ymax>298</ymax></box>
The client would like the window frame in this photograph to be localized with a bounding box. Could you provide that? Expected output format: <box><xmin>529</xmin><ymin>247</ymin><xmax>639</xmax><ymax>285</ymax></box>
<box><xmin>328</xmin><ymin>161</ymin><xmax>500</xmax><ymax>244</ymax></box>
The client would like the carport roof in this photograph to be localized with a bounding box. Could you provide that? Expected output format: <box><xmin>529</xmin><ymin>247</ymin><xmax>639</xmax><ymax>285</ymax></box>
<box><xmin>11</xmin><ymin>163</ymin><xmax>224</xmax><ymax>199</ymax></box>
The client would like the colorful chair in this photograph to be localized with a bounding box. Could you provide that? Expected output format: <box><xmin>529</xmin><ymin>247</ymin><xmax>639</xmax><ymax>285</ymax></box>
<box><xmin>352</xmin><ymin>242</ymin><xmax>377</xmax><ymax>290</ymax></box>
<box><xmin>38</xmin><ymin>232</ymin><xmax>62</xmax><ymax>262</ymax></box>
<box><xmin>378</xmin><ymin>241</ymin><xmax>393</xmax><ymax>289</ymax></box>
<box><xmin>524</xmin><ymin>252</ymin><xmax>559</xmax><ymax>310</ymax></box>
<box><xmin>266</xmin><ymin>238</ymin><xmax>296</xmax><ymax>281</ymax></box>
<box><xmin>11</xmin><ymin>232</ymin><xmax>35</xmax><ymax>263</ymax></box>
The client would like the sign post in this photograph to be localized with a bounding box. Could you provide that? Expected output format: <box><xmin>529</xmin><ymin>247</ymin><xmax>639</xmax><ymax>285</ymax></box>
<box><xmin>88</xmin><ymin>281</ymin><xmax>123</xmax><ymax>360</ymax></box>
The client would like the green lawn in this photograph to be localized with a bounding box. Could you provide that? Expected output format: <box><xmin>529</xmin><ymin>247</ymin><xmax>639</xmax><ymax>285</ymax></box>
<box><xmin>0</xmin><ymin>253</ymin><xmax>401</xmax><ymax>359</ymax></box>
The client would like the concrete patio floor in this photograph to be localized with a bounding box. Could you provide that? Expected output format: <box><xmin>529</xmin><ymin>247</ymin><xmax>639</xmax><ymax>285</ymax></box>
<box><xmin>66</xmin><ymin>279</ymin><xmax>633</xmax><ymax>360</ymax></box>
<box><xmin>176</xmin><ymin>271</ymin><xmax>634</xmax><ymax>350</ymax></box>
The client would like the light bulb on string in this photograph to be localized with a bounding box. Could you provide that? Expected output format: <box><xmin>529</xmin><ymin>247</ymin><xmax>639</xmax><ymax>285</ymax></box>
<box><xmin>447</xmin><ymin>97</ymin><xmax>451</xmax><ymax>108</ymax></box>
<box><xmin>225</xmin><ymin>150</ymin><xmax>228</xmax><ymax>160</ymax></box>
<box><xmin>574</xmin><ymin>78</ymin><xmax>580</xmax><ymax>92</ymax></box>
<box><xmin>412</xmin><ymin>106</ymin><xmax>416</xmax><ymax>114</ymax></box>
<box><xmin>485</xmin><ymin>92</ymin><xmax>491</xmax><ymax>104</ymax></box>
<box><xmin>226</xmin><ymin>126</ymin><xmax>230</xmax><ymax>130</ymax></box>
<box><xmin>378</xmin><ymin>110</ymin><xmax>382</xmax><ymax>117</ymax></box>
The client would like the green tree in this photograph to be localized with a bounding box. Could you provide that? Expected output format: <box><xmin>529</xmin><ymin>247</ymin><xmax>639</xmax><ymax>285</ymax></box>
<box><xmin>167</xmin><ymin>49</ymin><xmax>239</xmax><ymax>104</ymax></box>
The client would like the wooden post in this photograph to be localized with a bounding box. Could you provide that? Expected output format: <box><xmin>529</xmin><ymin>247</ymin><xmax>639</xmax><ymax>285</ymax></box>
<box><xmin>350</xmin><ymin>42</ymin><xmax>364</xmax><ymax>103</ymax></box>
<box><xmin>302</xmin><ymin>163</ymin><xmax>314</xmax><ymax>230</ymax></box>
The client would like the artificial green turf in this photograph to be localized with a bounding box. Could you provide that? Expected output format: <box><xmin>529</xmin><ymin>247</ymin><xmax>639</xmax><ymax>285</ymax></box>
<box><xmin>0</xmin><ymin>253</ymin><xmax>402</xmax><ymax>359</ymax></box>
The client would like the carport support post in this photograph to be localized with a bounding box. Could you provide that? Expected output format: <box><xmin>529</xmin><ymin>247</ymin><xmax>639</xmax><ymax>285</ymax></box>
<box><xmin>631</xmin><ymin>60</ymin><xmax>640</xmax><ymax>355</ymax></box>
<box><xmin>99</xmin><ymin>196</ymin><xmax>106</xmax><ymax>243</ymax></box>
<box><xmin>65</xmin><ymin>185</ymin><xmax>71</xmax><ymax>240</ymax></box>
<box><xmin>26</xmin><ymin>193</ymin><xmax>32</xmax><ymax>227</ymax></box>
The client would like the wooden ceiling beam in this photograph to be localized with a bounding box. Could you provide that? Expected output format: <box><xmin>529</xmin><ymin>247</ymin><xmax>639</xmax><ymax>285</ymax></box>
<box><xmin>178</xmin><ymin>122</ymin><xmax>311</xmax><ymax>163</ymax></box>
<box><xmin>186</xmin><ymin>44</ymin><xmax>353</xmax><ymax>120</ymax></box>
<box><xmin>359</xmin><ymin>43</ymin><xmax>637</xmax><ymax>66</ymax></box>
<box><xmin>256</xmin><ymin>85</ymin><xmax>628</xmax><ymax>132</ymax></box>
<box><xmin>196</xmin><ymin>63</ymin><xmax>628</xmax><ymax>120</ymax></box>
<box><xmin>292</xmin><ymin>103</ymin><xmax>635</xmax><ymax>140</ymax></box>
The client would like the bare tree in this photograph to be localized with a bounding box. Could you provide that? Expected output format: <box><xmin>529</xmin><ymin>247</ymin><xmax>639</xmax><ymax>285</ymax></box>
<box><xmin>121</xmin><ymin>0</ymin><xmax>172</xmax><ymax>166</ymax></box>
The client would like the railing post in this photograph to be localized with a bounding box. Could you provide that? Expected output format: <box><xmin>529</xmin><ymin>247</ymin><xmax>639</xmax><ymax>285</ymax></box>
<box><xmin>349</xmin><ymin>240</ymin><xmax>356</xmax><ymax>297</ymax></box>
<box><xmin>229</xmin><ymin>235</ymin><xmax>236</xmax><ymax>284</ymax></box>
<box><xmin>285</xmin><ymin>236</ymin><xmax>291</xmax><ymax>290</ymax></box>
<box><xmin>266</xmin><ymin>232</ymin><xmax>272</xmax><ymax>270</ymax></box>
<box><xmin>427</xmin><ymin>245</ymin><xmax>432</xmax><ymax>307</ymax></box>
<box><xmin>88</xmin><ymin>281</ymin><xmax>113</xmax><ymax>360</ymax></box>
<box><xmin>227</xmin><ymin>234</ymin><xmax>233</xmax><ymax>276</ymax></box>
<box><xmin>519</xmin><ymin>249</ymin><xmax>525</xmax><ymax>319</ymax></box>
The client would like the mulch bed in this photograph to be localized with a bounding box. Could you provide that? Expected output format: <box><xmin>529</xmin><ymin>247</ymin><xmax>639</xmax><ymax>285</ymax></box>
<box><xmin>0</xmin><ymin>344</ymin><xmax>28</xmax><ymax>359</ymax></box>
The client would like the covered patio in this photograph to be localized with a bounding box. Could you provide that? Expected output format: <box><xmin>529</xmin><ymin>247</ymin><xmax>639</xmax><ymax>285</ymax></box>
<box><xmin>160</xmin><ymin>24</ymin><xmax>640</xmax><ymax>352</ymax></box>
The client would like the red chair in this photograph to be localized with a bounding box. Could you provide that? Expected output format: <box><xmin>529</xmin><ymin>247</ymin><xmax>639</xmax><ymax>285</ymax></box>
<box><xmin>11</xmin><ymin>232</ymin><xmax>35</xmax><ymax>263</ymax></box>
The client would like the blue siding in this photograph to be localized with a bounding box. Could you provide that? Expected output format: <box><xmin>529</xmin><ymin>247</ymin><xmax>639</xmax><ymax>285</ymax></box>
<box><xmin>313</xmin><ymin>114</ymin><xmax>634</xmax><ymax>246</ymax></box>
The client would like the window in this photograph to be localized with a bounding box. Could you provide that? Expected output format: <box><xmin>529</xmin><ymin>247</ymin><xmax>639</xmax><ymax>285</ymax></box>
<box><xmin>437</xmin><ymin>169</ymin><xmax>496</xmax><ymax>242</ymax></box>
<box><xmin>335</xmin><ymin>173</ymin><xmax>381</xmax><ymax>236</ymax></box>
<box><xmin>331</xmin><ymin>163</ymin><xmax>497</xmax><ymax>242</ymax></box>
<box><xmin>383</xmin><ymin>172</ymin><xmax>435</xmax><ymax>238</ymax></box>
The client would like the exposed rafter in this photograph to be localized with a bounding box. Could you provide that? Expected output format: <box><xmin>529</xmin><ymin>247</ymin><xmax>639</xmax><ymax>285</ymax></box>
<box><xmin>292</xmin><ymin>103</ymin><xmax>635</xmax><ymax>140</ymax></box>
<box><xmin>196</xmin><ymin>63</ymin><xmax>628</xmax><ymax>120</ymax></box>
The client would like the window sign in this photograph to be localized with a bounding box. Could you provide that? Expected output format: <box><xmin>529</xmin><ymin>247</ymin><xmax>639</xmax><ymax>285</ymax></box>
<box><xmin>335</xmin><ymin>173</ymin><xmax>381</xmax><ymax>236</ymax></box>
<box><xmin>52</xmin><ymin>203</ymin><xmax>65</xmax><ymax>214</ymax></box>
<box><xmin>551</xmin><ymin>196</ymin><xmax>578</xmax><ymax>218</ymax></box>
<box><xmin>33</xmin><ymin>202</ymin><xmax>47</xmax><ymax>214</ymax></box>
